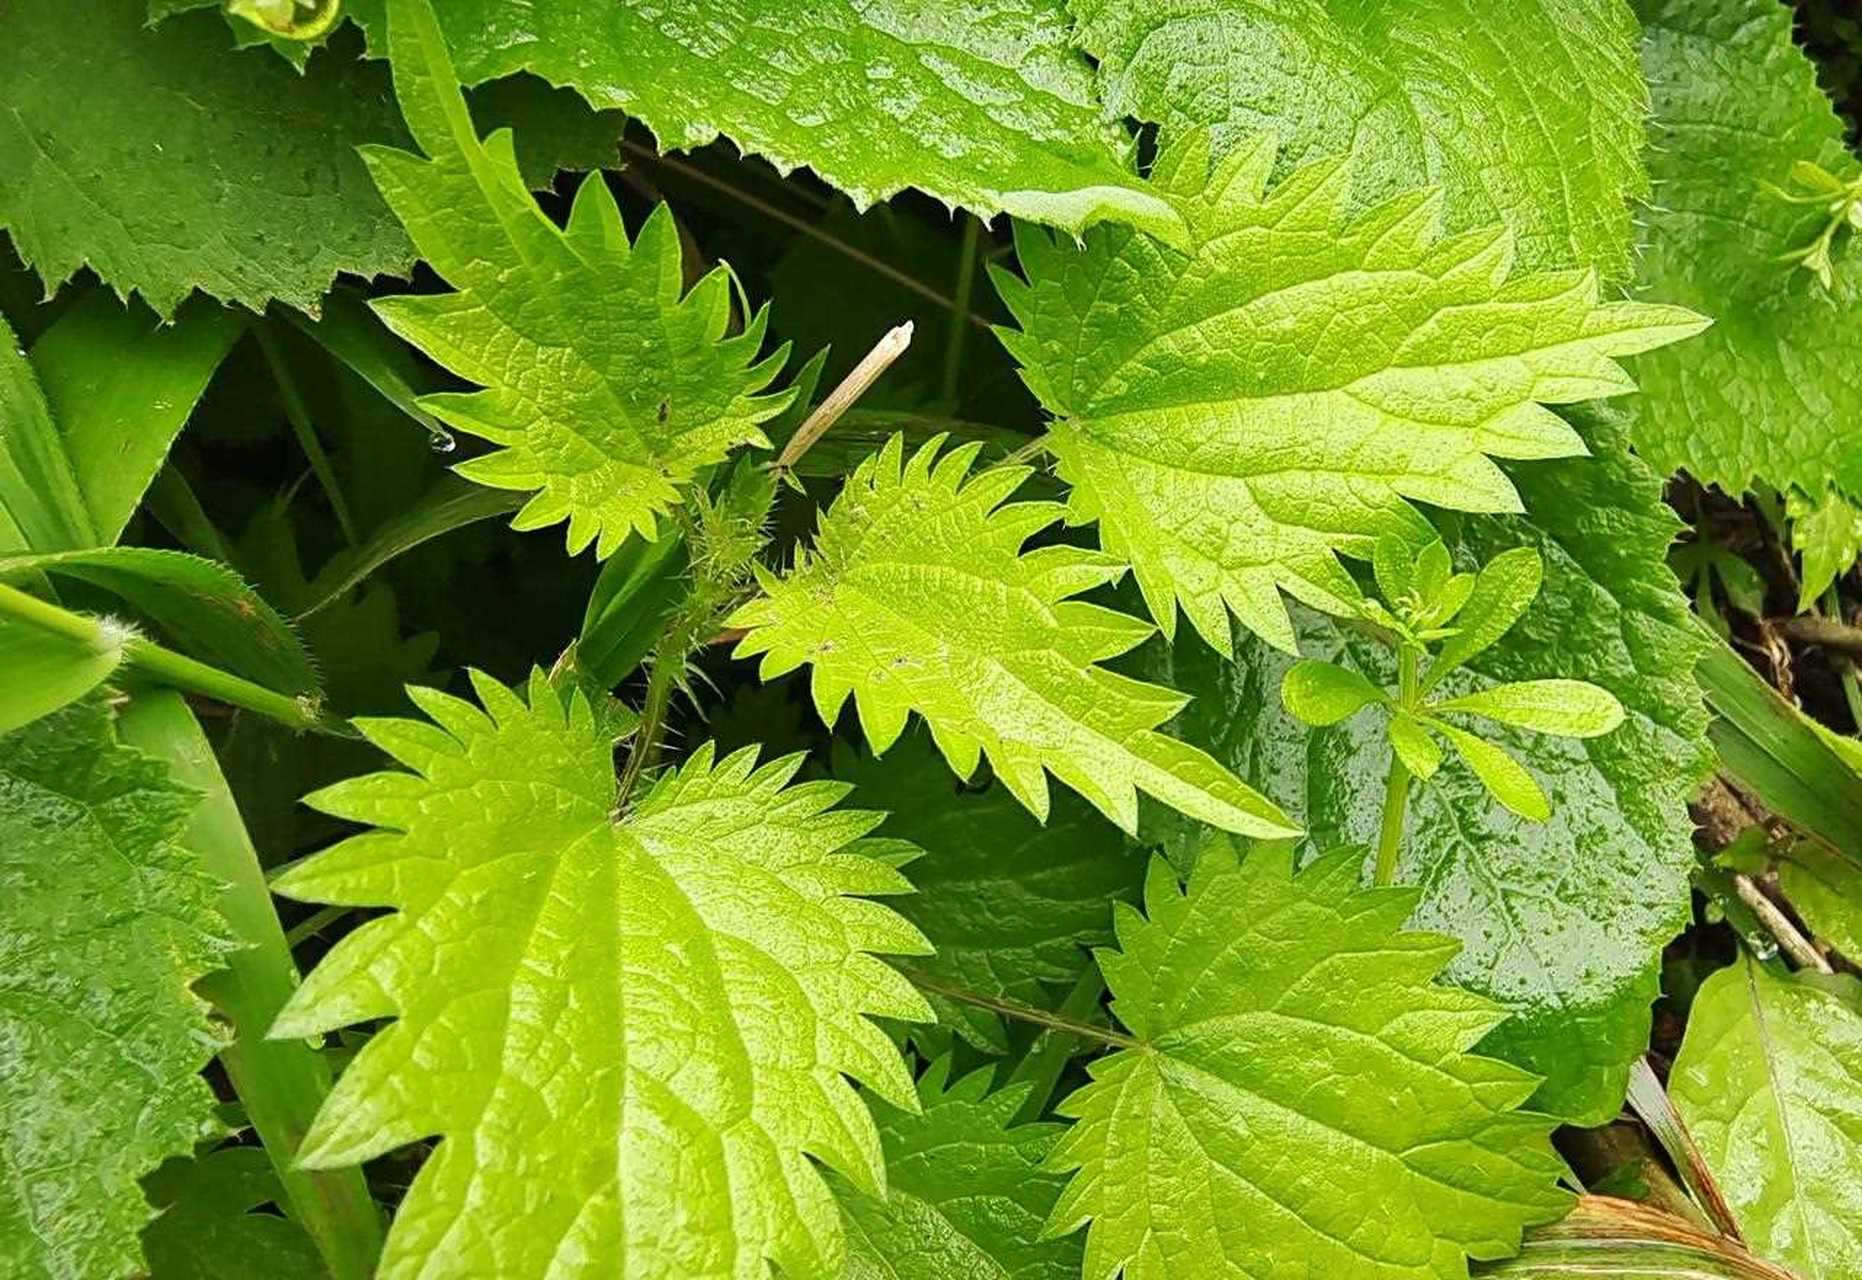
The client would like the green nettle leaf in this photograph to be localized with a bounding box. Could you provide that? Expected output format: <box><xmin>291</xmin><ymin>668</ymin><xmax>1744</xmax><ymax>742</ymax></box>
<box><xmin>363</xmin><ymin>0</ymin><xmax>795</xmax><ymax>558</ymax></box>
<box><xmin>0</xmin><ymin>699</ymin><xmax>230</xmax><ymax>1279</ymax></box>
<box><xmin>345</xmin><ymin>0</ymin><xmax>1182</xmax><ymax>242</ymax></box>
<box><xmin>1670</xmin><ymin>957</ymin><xmax>1862</xmax><ymax>1279</ymax></box>
<box><xmin>731</xmin><ymin>434</ymin><xmax>1298</xmax><ymax>839</ymax></box>
<box><xmin>1069</xmin><ymin>0</ymin><xmax>1651</xmax><ymax>279</ymax></box>
<box><xmin>0</xmin><ymin>0</ymin><xmax>412</xmax><ymax>316</ymax></box>
<box><xmin>1631</xmin><ymin>0</ymin><xmax>1862</xmax><ymax>500</ymax></box>
<box><xmin>272</xmin><ymin>671</ymin><xmax>931</xmax><ymax>1280</ymax></box>
<box><xmin>994</xmin><ymin>131</ymin><xmax>1706</xmax><ymax>654</ymax></box>
<box><xmin>833</xmin><ymin>732</ymin><xmax>1139</xmax><ymax>1051</ymax></box>
<box><xmin>831</xmin><ymin>1060</ymin><xmax>1082</xmax><ymax>1280</ymax></box>
<box><xmin>1140</xmin><ymin>408</ymin><xmax>1710</xmax><ymax>1122</ymax></box>
<box><xmin>141</xmin><ymin>1146</ymin><xmax>325</xmax><ymax>1280</ymax></box>
<box><xmin>1047</xmin><ymin>845</ymin><xmax>1569</xmax><ymax>1279</ymax></box>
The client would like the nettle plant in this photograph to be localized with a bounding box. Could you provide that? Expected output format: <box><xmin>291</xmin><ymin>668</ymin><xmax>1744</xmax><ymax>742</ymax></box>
<box><xmin>4</xmin><ymin>1</ymin><xmax>1862</xmax><ymax>1279</ymax></box>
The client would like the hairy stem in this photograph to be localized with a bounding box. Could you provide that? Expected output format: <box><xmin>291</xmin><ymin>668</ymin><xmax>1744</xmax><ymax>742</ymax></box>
<box><xmin>118</xmin><ymin>692</ymin><xmax>383</xmax><ymax>1280</ymax></box>
<box><xmin>615</xmin><ymin>644</ymin><xmax>679</xmax><ymax>811</ymax></box>
<box><xmin>0</xmin><ymin>581</ymin><xmax>347</xmax><ymax>736</ymax></box>
<box><xmin>898</xmin><ymin>968</ymin><xmax>1139</xmax><ymax>1051</ymax></box>
<box><xmin>283</xmin><ymin>903</ymin><xmax>354</xmax><ymax>948</ymax></box>
<box><xmin>1375</xmin><ymin>646</ymin><xmax>1421</xmax><ymax>887</ymax></box>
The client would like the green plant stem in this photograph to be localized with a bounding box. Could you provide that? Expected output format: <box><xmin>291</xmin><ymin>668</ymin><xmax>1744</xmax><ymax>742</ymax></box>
<box><xmin>0</xmin><ymin>581</ymin><xmax>347</xmax><ymax>735</ymax></box>
<box><xmin>284</xmin><ymin>903</ymin><xmax>354</xmax><ymax>948</ymax></box>
<box><xmin>256</xmin><ymin>322</ymin><xmax>359</xmax><ymax>546</ymax></box>
<box><xmin>1006</xmin><ymin>968</ymin><xmax>1106</xmax><ymax>1123</ymax></box>
<box><xmin>117</xmin><ymin>691</ymin><xmax>383</xmax><ymax>1280</ymax></box>
<box><xmin>615</xmin><ymin>640</ymin><xmax>680</xmax><ymax>810</ymax></box>
<box><xmin>1375</xmin><ymin>647</ymin><xmax>1421</xmax><ymax>887</ymax></box>
<box><xmin>898</xmin><ymin>968</ymin><xmax>1139</xmax><ymax>1050</ymax></box>
<box><xmin>998</xmin><ymin>432</ymin><xmax>1051</xmax><ymax>469</ymax></box>
<box><xmin>939</xmin><ymin>213</ymin><xmax>980</xmax><ymax>406</ymax></box>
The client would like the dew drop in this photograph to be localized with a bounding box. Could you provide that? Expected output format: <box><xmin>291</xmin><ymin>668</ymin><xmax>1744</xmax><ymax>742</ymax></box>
<box><xmin>428</xmin><ymin>430</ymin><xmax>457</xmax><ymax>454</ymax></box>
<box><xmin>1745</xmin><ymin>932</ymin><xmax>1780</xmax><ymax>962</ymax></box>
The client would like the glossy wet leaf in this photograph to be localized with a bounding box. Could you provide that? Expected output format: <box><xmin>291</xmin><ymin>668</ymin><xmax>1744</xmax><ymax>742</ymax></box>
<box><xmin>0</xmin><ymin>699</ymin><xmax>229</xmax><ymax>1278</ymax></box>
<box><xmin>0</xmin><ymin>0</ymin><xmax>411</xmax><ymax>316</ymax></box>
<box><xmin>1631</xmin><ymin>0</ymin><xmax>1862</xmax><ymax>500</ymax></box>
<box><xmin>1071</xmin><ymin>0</ymin><xmax>1650</xmax><ymax>279</ymax></box>
<box><xmin>141</xmin><ymin>1146</ymin><xmax>325</xmax><ymax>1280</ymax></box>
<box><xmin>1670</xmin><ymin>957</ymin><xmax>1862</xmax><ymax>1279</ymax></box>
<box><xmin>831</xmin><ymin>1060</ymin><xmax>1081</xmax><ymax>1280</ymax></box>
<box><xmin>346</xmin><ymin>0</ymin><xmax>1181</xmax><ymax>243</ymax></box>
<box><xmin>833</xmin><ymin>732</ymin><xmax>1139</xmax><ymax>1051</ymax></box>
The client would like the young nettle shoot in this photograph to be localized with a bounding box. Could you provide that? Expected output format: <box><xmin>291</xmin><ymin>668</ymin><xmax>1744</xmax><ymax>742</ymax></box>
<box><xmin>1281</xmin><ymin>538</ymin><xmax>1626</xmax><ymax>886</ymax></box>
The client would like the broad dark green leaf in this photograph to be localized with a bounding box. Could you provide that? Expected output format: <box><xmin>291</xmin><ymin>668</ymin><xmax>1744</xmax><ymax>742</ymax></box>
<box><xmin>1631</xmin><ymin>0</ymin><xmax>1862</xmax><ymax>499</ymax></box>
<box><xmin>346</xmin><ymin>0</ymin><xmax>1182</xmax><ymax>242</ymax></box>
<box><xmin>142</xmin><ymin>1147</ymin><xmax>324</xmax><ymax>1280</ymax></box>
<box><xmin>0</xmin><ymin>699</ymin><xmax>229</xmax><ymax>1278</ymax></box>
<box><xmin>1070</xmin><ymin>0</ymin><xmax>1650</xmax><ymax>278</ymax></box>
<box><xmin>831</xmin><ymin>1060</ymin><xmax>1081</xmax><ymax>1280</ymax></box>
<box><xmin>0</xmin><ymin>0</ymin><xmax>413</xmax><ymax>316</ymax></box>
<box><xmin>1671</xmin><ymin>958</ymin><xmax>1862</xmax><ymax>1278</ymax></box>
